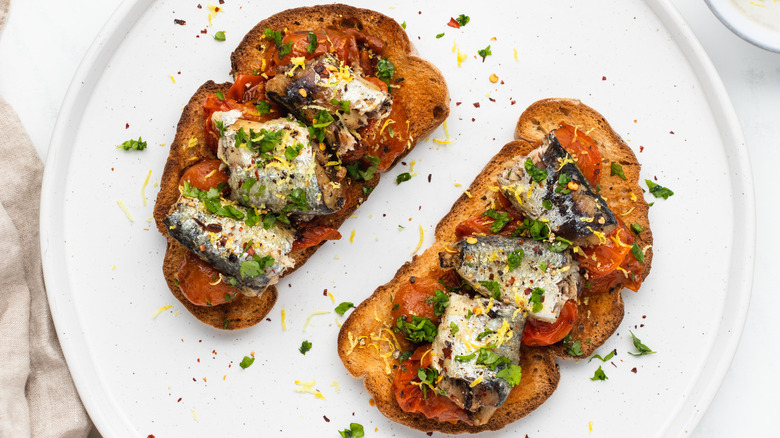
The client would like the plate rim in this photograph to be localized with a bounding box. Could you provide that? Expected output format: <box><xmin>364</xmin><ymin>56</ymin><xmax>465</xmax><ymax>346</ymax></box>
<box><xmin>705</xmin><ymin>0</ymin><xmax>780</xmax><ymax>53</ymax></box>
<box><xmin>39</xmin><ymin>0</ymin><xmax>756</xmax><ymax>437</ymax></box>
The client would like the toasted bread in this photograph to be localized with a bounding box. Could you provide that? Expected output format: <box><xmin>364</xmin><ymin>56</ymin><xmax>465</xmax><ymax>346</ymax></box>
<box><xmin>153</xmin><ymin>5</ymin><xmax>448</xmax><ymax>329</ymax></box>
<box><xmin>337</xmin><ymin>99</ymin><xmax>653</xmax><ymax>432</ymax></box>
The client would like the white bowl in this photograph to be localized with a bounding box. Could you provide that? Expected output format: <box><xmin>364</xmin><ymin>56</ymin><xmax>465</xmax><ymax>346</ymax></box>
<box><xmin>706</xmin><ymin>0</ymin><xmax>780</xmax><ymax>52</ymax></box>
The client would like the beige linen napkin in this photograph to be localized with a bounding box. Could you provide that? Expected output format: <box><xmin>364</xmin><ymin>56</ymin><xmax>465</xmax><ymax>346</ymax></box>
<box><xmin>0</xmin><ymin>0</ymin><xmax>91</xmax><ymax>436</ymax></box>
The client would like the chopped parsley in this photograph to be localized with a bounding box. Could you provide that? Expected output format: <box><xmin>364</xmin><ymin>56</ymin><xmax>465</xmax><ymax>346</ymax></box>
<box><xmin>362</xmin><ymin>186</ymin><xmax>374</xmax><ymax>196</ymax></box>
<box><xmin>529</xmin><ymin>287</ymin><xmax>545</xmax><ymax>313</ymax></box>
<box><xmin>283</xmin><ymin>142</ymin><xmax>304</xmax><ymax>161</ymax></box>
<box><xmin>524</xmin><ymin>158</ymin><xmax>547</xmax><ymax>182</ymax></box>
<box><xmin>116</xmin><ymin>137</ymin><xmax>147</xmax><ymax>151</ymax></box>
<box><xmin>507</xmin><ymin>248</ymin><xmax>524</xmax><ymax>271</ymax></box>
<box><xmin>478</xmin><ymin>280</ymin><xmax>502</xmax><ymax>299</ymax></box>
<box><xmin>628</xmin><ymin>331</ymin><xmax>656</xmax><ymax>356</ymax></box>
<box><xmin>239</xmin><ymin>355</ymin><xmax>255</xmax><ymax>369</ymax></box>
<box><xmin>590</xmin><ymin>365</ymin><xmax>608</xmax><ymax>381</ymax></box>
<box><xmin>330</xmin><ymin>98</ymin><xmax>351</xmax><ymax>114</ymax></box>
<box><xmin>538</xmin><ymin>261</ymin><xmax>548</xmax><ymax>272</ymax></box>
<box><xmin>476</xmin><ymin>349</ymin><xmax>511</xmax><ymax>370</ymax></box>
<box><xmin>216</xmin><ymin>90</ymin><xmax>225</xmax><ymax>101</ymax></box>
<box><xmin>306</xmin><ymin>32</ymin><xmax>317</xmax><ymax>53</ymax></box>
<box><xmin>284</xmin><ymin>188</ymin><xmax>309</xmax><ymax>212</ymax></box>
<box><xmin>278</xmin><ymin>42</ymin><xmax>293</xmax><ymax>59</ymax></box>
<box><xmin>181</xmin><ymin>181</ymin><xmax>244</xmax><ymax>220</ymax></box>
<box><xmin>345</xmin><ymin>161</ymin><xmax>378</xmax><ymax>183</ymax></box>
<box><xmin>455</xmin><ymin>14</ymin><xmax>470</xmax><ymax>26</ymax></box>
<box><xmin>338</xmin><ymin>423</ymin><xmax>365</xmax><ymax>438</ymax></box>
<box><xmin>589</xmin><ymin>349</ymin><xmax>616</xmax><ymax>363</ymax></box>
<box><xmin>549</xmin><ymin>236</ymin><xmax>573</xmax><ymax>253</ymax></box>
<box><xmin>454</xmin><ymin>352</ymin><xmax>476</xmax><ymax>362</ymax></box>
<box><xmin>475</xmin><ymin>329</ymin><xmax>494</xmax><ymax>341</ymax></box>
<box><xmin>416</xmin><ymin>367</ymin><xmax>439</xmax><ymax>399</ymax></box>
<box><xmin>215</xmin><ymin>120</ymin><xmax>226</xmax><ymax>137</ymax></box>
<box><xmin>496</xmin><ymin>364</ymin><xmax>522</xmax><ymax>387</ymax></box>
<box><xmin>299</xmin><ymin>340</ymin><xmax>312</xmax><ymax>355</ymax></box>
<box><xmin>396</xmin><ymin>172</ymin><xmax>412</xmax><ymax>184</ymax></box>
<box><xmin>630</xmin><ymin>242</ymin><xmax>645</xmax><ymax>263</ymax></box>
<box><xmin>513</xmin><ymin>218</ymin><xmax>550</xmax><ymax>241</ymax></box>
<box><xmin>425</xmin><ymin>289</ymin><xmax>450</xmax><ymax>316</ymax></box>
<box><xmin>263</xmin><ymin>27</ymin><xmax>283</xmax><ymax>46</ymax></box>
<box><xmin>610</xmin><ymin>162</ymin><xmax>626</xmax><ymax>180</ymax></box>
<box><xmin>646</xmin><ymin>179</ymin><xmax>674</xmax><ymax>199</ymax></box>
<box><xmin>563</xmin><ymin>334</ymin><xmax>583</xmax><ymax>356</ymax></box>
<box><xmin>436</xmin><ymin>32</ymin><xmax>445</xmax><ymax>39</ymax></box>
<box><xmin>555</xmin><ymin>173</ymin><xmax>572</xmax><ymax>194</ymax></box>
<box><xmin>396</xmin><ymin>315</ymin><xmax>438</xmax><ymax>343</ymax></box>
<box><xmin>376</xmin><ymin>57</ymin><xmax>396</xmax><ymax>87</ymax></box>
<box><xmin>484</xmin><ymin>209</ymin><xmax>510</xmax><ymax>233</ymax></box>
<box><xmin>449</xmin><ymin>321</ymin><xmax>459</xmax><ymax>335</ymax></box>
<box><xmin>401</xmin><ymin>21</ymin><xmax>407</xmax><ymax>29</ymax></box>
<box><xmin>308</xmin><ymin>110</ymin><xmax>335</xmax><ymax>142</ymax></box>
<box><xmin>630</xmin><ymin>223</ymin><xmax>644</xmax><ymax>235</ymax></box>
<box><xmin>255</xmin><ymin>100</ymin><xmax>272</xmax><ymax>115</ymax></box>
<box><xmin>477</xmin><ymin>45</ymin><xmax>492</xmax><ymax>60</ymax></box>
<box><xmin>542</xmin><ymin>199</ymin><xmax>553</xmax><ymax>210</ymax></box>
<box><xmin>335</xmin><ymin>302</ymin><xmax>355</xmax><ymax>315</ymax></box>
<box><xmin>398</xmin><ymin>350</ymin><xmax>414</xmax><ymax>363</ymax></box>
<box><xmin>239</xmin><ymin>255</ymin><xmax>275</xmax><ymax>279</ymax></box>
<box><xmin>213</xmin><ymin>31</ymin><xmax>226</xmax><ymax>41</ymax></box>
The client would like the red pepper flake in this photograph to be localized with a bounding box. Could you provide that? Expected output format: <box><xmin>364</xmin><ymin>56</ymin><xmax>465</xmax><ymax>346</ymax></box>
<box><xmin>323</xmin><ymin>415</ymin><xmax>330</xmax><ymax>422</ymax></box>
<box><xmin>178</xmin><ymin>71</ymin><xmax>181</xmax><ymax>75</ymax></box>
<box><xmin>447</xmin><ymin>17</ymin><xmax>461</xmax><ymax>28</ymax></box>
<box><xmin>455</xmin><ymin>101</ymin><xmax>462</xmax><ymax>106</ymax></box>
<box><xmin>602</xmin><ymin>76</ymin><xmax>607</xmax><ymax>81</ymax></box>
<box><xmin>174</xmin><ymin>19</ymin><xmax>186</xmax><ymax>25</ymax></box>
<box><xmin>500</xmin><ymin>80</ymin><xmax>505</xmax><ymax>85</ymax></box>
<box><xmin>631</xmin><ymin>367</ymin><xmax>638</xmax><ymax>373</ymax></box>
<box><xmin>473</xmin><ymin>102</ymin><xmax>480</xmax><ymax>108</ymax></box>
<box><xmin>266</xmin><ymin>318</ymin><xmax>271</xmax><ymax>321</ymax></box>
<box><xmin>642</xmin><ymin>315</ymin><xmax>647</xmax><ymax>319</ymax></box>
<box><xmin>200</xmin><ymin>29</ymin><xmax>208</xmax><ymax>34</ymax></box>
<box><xmin>427</xmin><ymin>174</ymin><xmax>432</xmax><ymax>183</ymax></box>
<box><xmin>427</xmin><ymin>433</ymin><xmax>433</xmax><ymax>437</ymax></box>
<box><xmin>669</xmin><ymin>130</ymin><xmax>675</xmax><ymax>134</ymax></box>
<box><xmin>196</xmin><ymin>35</ymin><xmax>200</xmax><ymax>39</ymax></box>
<box><xmin>488</xmin><ymin>97</ymin><xmax>496</xmax><ymax>102</ymax></box>
<box><xmin>197</xmin><ymin>358</ymin><xmax>200</xmax><ymax>362</ymax></box>
<box><xmin>323</xmin><ymin>289</ymin><xmax>328</xmax><ymax>296</ymax></box>
<box><xmin>177</xmin><ymin>398</ymin><xmax>182</xmax><ymax>402</ymax></box>
<box><xmin>510</xmin><ymin>100</ymin><xmax>516</xmax><ymax>105</ymax></box>
<box><xmin>125</xmin><ymin>123</ymin><xmax>129</xmax><ymax>129</ymax></box>
<box><xmin>192</xmin><ymin>378</ymin><xmax>196</xmax><ymax>382</ymax></box>
<box><xmin>219</xmin><ymin>0</ymin><xmax>225</xmax><ymax>3</ymax></box>
<box><xmin>214</xmin><ymin>6</ymin><xmax>221</xmax><ymax>12</ymax></box>
<box><xmin>639</xmin><ymin>145</ymin><xmax>644</xmax><ymax>153</ymax></box>
<box><xmin>197</xmin><ymin>4</ymin><xmax>202</xmax><ymax>8</ymax></box>
<box><xmin>471</xmin><ymin>118</ymin><xmax>475</xmax><ymax>122</ymax></box>
<box><xmin>654</xmin><ymin>176</ymin><xmax>658</xmax><ymax>181</ymax></box>
<box><xmin>148</xmin><ymin>435</ymin><xmax>156</xmax><ymax>438</ymax></box>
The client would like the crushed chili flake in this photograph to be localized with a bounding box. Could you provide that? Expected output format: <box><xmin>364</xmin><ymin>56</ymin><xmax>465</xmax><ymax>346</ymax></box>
<box><xmin>427</xmin><ymin>174</ymin><xmax>432</xmax><ymax>183</ymax></box>
<box><xmin>511</xmin><ymin>100</ymin><xmax>517</xmax><ymax>105</ymax></box>
<box><xmin>488</xmin><ymin>97</ymin><xmax>496</xmax><ymax>102</ymax></box>
<box><xmin>642</xmin><ymin>315</ymin><xmax>647</xmax><ymax>319</ymax></box>
<box><xmin>471</xmin><ymin>118</ymin><xmax>475</xmax><ymax>122</ymax></box>
<box><xmin>640</xmin><ymin>145</ymin><xmax>644</xmax><ymax>153</ymax></box>
<box><xmin>455</xmin><ymin>101</ymin><xmax>462</xmax><ymax>106</ymax></box>
<box><xmin>654</xmin><ymin>176</ymin><xmax>658</xmax><ymax>181</ymax></box>
<box><xmin>602</xmin><ymin>76</ymin><xmax>607</xmax><ymax>81</ymax></box>
<box><xmin>500</xmin><ymin>80</ymin><xmax>505</xmax><ymax>85</ymax></box>
<box><xmin>669</xmin><ymin>131</ymin><xmax>675</xmax><ymax>134</ymax></box>
<box><xmin>174</xmin><ymin>19</ymin><xmax>186</xmax><ymax>25</ymax></box>
<box><xmin>219</xmin><ymin>0</ymin><xmax>225</xmax><ymax>3</ymax></box>
<box><xmin>266</xmin><ymin>318</ymin><xmax>271</xmax><ymax>321</ymax></box>
<box><xmin>125</xmin><ymin>123</ymin><xmax>129</xmax><ymax>129</ymax></box>
<box><xmin>427</xmin><ymin>433</ymin><xmax>433</xmax><ymax>437</ymax></box>
<box><xmin>323</xmin><ymin>415</ymin><xmax>330</xmax><ymax>422</ymax></box>
<box><xmin>447</xmin><ymin>17</ymin><xmax>461</xmax><ymax>28</ymax></box>
<box><xmin>148</xmin><ymin>435</ymin><xmax>156</xmax><ymax>438</ymax></box>
<box><xmin>631</xmin><ymin>367</ymin><xmax>638</xmax><ymax>373</ymax></box>
<box><xmin>473</xmin><ymin>102</ymin><xmax>480</xmax><ymax>108</ymax></box>
<box><xmin>177</xmin><ymin>397</ymin><xmax>182</xmax><ymax>402</ymax></box>
<box><xmin>323</xmin><ymin>289</ymin><xmax>328</xmax><ymax>296</ymax></box>
<box><xmin>201</xmin><ymin>29</ymin><xmax>208</xmax><ymax>34</ymax></box>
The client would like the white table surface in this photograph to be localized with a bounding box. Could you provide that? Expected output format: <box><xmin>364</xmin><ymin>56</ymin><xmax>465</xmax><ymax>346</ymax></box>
<box><xmin>1</xmin><ymin>0</ymin><xmax>776</xmax><ymax>436</ymax></box>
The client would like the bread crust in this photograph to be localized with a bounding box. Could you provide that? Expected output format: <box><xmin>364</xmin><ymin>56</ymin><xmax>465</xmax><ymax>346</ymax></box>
<box><xmin>337</xmin><ymin>99</ymin><xmax>653</xmax><ymax>432</ymax></box>
<box><xmin>153</xmin><ymin>6</ymin><xmax>449</xmax><ymax>329</ymax></box>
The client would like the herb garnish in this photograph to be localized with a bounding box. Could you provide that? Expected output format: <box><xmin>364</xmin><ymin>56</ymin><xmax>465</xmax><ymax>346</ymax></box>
<box><xmin>425</xmin><ymin>289</ymin><xmax>450</xmax><ymax>316</ymax></box>
<box><xmin>589</xmin><ymin>349</ymin><xmax>616</xmax><ymax>363</ymax></box>
<box><xmin>630</xmin><ymin>242</ymin><xmax>645</xmax><ymax>262</ymax></box>
<box><xmin>476</xmin><ymin>349</ymin><xmax>511</xmax><ymax>370</ymax></box>
<box><xmin>478</xmin><ymin>280</ymin><xmax>502</xmax><ymax>299</ymax></box>
<box><xmin>455</xmin><ymin>14</ymin><xmax>470</xmax><ymax>26</ymax></box>
<box><xmin>477</xmin><ymin>45</ymin><xmax>492</xmax><ymax>61</ymax></box>
<box><xmin>563</xmin><ymin>334</ymin><xmax>583</xmax><ymax>356</ymax></box>
<box><xmin>507</xmin><ymin>248</ymin><xmax>524</xmax><ymax>271</ymax></box>
<box><xmin>213</xmin><ymin>31</ymin><xmax>226</xmax><ymax>41</ymax></box>
<box><xmin>239</xmin><ymin>255</ymin><xmax>275</xmax><ymax>279</ymax></box>
<box><xmin>335</xmin><ymin>302</ymin><xmax>355</xmax><ymax>315</ymax></box>
<box><xmin>646</xmin><ymin>179</ymin><xmax>674</xmax><ymax>199</ymax></box>
<box><xmin>377</xmin><ymin>57</ymin><xmax>396</xmax><ymax>87</ymax></box>
<box><xmin>483</xmin><ymin>209</ymin><xmax>510</xmax><ymax>233</ymax></box>
<box><xmin>630</xmin><ymin>223</ymin><xmax>643</xmax><ymax>235</ymax></box>
<box><xmin>396</xmin><ymin>315</ymin><xmax>438</xmax><ymax>343</ymax></box>
<box><xmin>555</xmin><ymin>173</ymin><xmax>572</xmax><ymax>194</ymax></box>
<box><xmin>255</xmin><ymin>100</ymin><xmax>272</xmax><ymax>115</ymax></box>
<box><xmin>396</xmin><ymin>172</ymin><xmax>412</xmax><ymax>184</ymax></box>
<box><xmin>590</xmin><ymin>365</ymin><xmax>608</xmax><ymax>381</ymax></box>
<box><xmin>529</xmin><ymin>287</ymin><xmax>545</xmax><ymax>313</ymax></box>
<box><xmin>610</xmin><ymin>162</ymin><xmax>626</xmax><ymax>180</ymax></box>
<box><xmin>299</xmin><ymin>340</ymin><xmax>312</xmax><ymax>355</ymax></box>
<box><xmin>330</xmin><ymin>98</ymin><xmax>351</xmax><ymax>114</ymax></box>
<box><xmin>338</xmin><ymin>423</ymin><xmax>365</xmax><ymax>438</ymax></box>
<box><xmin>454</xmin><ymin>352</ymin><xmax>476</xmax><ymax>362</ymax></box>
<box><xmin>628</xmin><ymin>331</ymin><xmax>655</xmax><ymax>356</ymax></box>
<box><xmin>449</xmin><ymin>321</ymin><xmax>459</xmax><ymax>335</ymax></box>
<box><xmin>116</xmin><ymin>137</ymin><xmax>147</xmax><ymax>151</ymax></box>
<box><xmin>306</xmin><ymin>32</ymin><xmax>317</xmax><ymax>53</ymax></box>
<box><xmin>239</xmin><ymin>356</ymin><xmax>255</xmax><ymax>369</ymax></box>
<box><xmin>496</xmin><ymin>364</ymin><xmax>522</xmax><ymax>386</ymax></box>
<box><xmin>524</xmin><ymin>158</ymin><xmax>547</xmax><ymax>182</ymax></box>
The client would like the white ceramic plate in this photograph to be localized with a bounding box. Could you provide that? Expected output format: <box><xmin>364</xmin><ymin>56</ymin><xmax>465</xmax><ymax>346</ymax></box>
<box><xmin>706</xmin><ymin>0</ymin><xmax>780</xmax><ymax>52</ymax></box>
<box><xmin>41</xmin><ymin>0</ymin><xmax>754</xmax><ymax>437</ymax></box>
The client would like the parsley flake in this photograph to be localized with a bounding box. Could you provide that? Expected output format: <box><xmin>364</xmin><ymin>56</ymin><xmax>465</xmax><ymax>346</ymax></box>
<box><xmin>628</xmin><ymin>331</ymin><xmax>656</xmax><ymax>356</ymax></box>
<box><xmin>589</xmin><ymin>349</ymin><xmax>616</xmax><ymax>363</ymax></box>
<box><xmin>477</xmin><ymin>45</ymin><xmax>492</xmax><ymax>60</ymax></box>
<box><xmin>478</xmin><ymin>280</ymin><xmax>502</xmax><ymax>299</ymax></box>
<box><xmin>213</xmin><ymin>31</ymin><xmax>226</xmax><ymax>41</ymax></box>
<box><xmin>299</xmin><ymin>340</ymin><xmax>312</xmax><ymax>355</ymax></box>
<box><xmin>449</xmin><ymin>321</ymin><xmax>459</xmax><ymax>335</ymax></box>
<box><xmin>611</xmin><ymin>162</ymin><xmax>626</xmax><ymax>180</ymax></box>
<box><xmin>377</xmin><ymin>57</ymin><xmax>395</xmax><ymax>87</ymax></box>
<box><xmin>455</xmin><ymin>14</ymin><xmax>470</xmax><ymax>26</ymax></box>
<box><xmin>396</xmin><ymin>172</ymin><xmax>412</xmax><ymax>184</ymax></box>
<box><xmin>630</xmin><ymin>223</ymin><xmax>644</xmax><ymax>235</ymax></box>
<box><xmin>116</xmin><ymin>137</ymin><xmax>147</xmax><ymax>151</ymax></box>
<box><xmin>646</xmin><ymin>179</ymin><xmax>674</xmax><ymax>199</ymax></box>
<box><xmin>216</xmin><ymin>90</ymin><xmax>225</xmax><ymax>101</ymax></box>
<box><xmin>507</xmin><ymin>248</ymin><xmax>524</xmax><ymax>271</ymax></box>
<box><xmin>484</xmin><ymin>209</ymin><xmax>510</xmax><ymax>233</ymax></box>
<box><xmin>425</xmin><ymin>289</ymin><xmax>450</xmax><ymax>316</ymax></box>
<box><xmin>335</xmin><ymin>302</ymin><xmax>355</xmax><ymax>315</ymax></box>
<box><xmin>436</xmin><ymin>32</ymin><xmax>445</xmax><ymax>39</ymax></box>
<box><xmin>306</xmin><ymin>32</ymin><xmax>317</xmax><ymax>53</ymax></box>
<box><xmin>239</xmin><ymin>356</ymin><xmax>255</xmax><ymax>369</ymax></box>
<box><xmin>496</xmin><ymin>364</ymin><xmax>522</xmax><ymax>387</ymax></box>
<box><xmin>630</xmin><ymin>242</ymin><xmax>645</xmax><ymax>263</ymax></box>
<box><xmin>524</xmin><ymin>158</ymin><xmax>547</xmax><ymax>182</ymax></box>
<box><xmin>590</xmin><ymin>365</ymin><xmax>608</xmax><ymax>381</ymax></box>
<box><xmin>338</xmin><ymin>423</ymin><xmax>365</xmax><ymax>438</ymax></box>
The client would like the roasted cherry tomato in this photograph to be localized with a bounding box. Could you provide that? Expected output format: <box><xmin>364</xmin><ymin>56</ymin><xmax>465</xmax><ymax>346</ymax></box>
<box><xmin>180</xmin><ymin>159</ymin><xmax>229</xmax><ymax>191</ymax></box>
<box><xmin>554</xmin><ymin>122</ymin><xmax>602</xmax><ymax>187</ymax></box>
<box><xmin>341</xmin><ymin>98</ymin><xmax>408</xmax><ymax>170</ymax></box>
<box><xmin>226</xmin><ymin>74</ymin><xmax>268</xmax><ymax>103</ymax></box>
<box><xmin>201</xmin><ymin>93</ymin><xmax>280</xmax><ymax>152</ymax></box>
<box><xmin>577</xmin><ymin>225</ymin><xmax>633</xmax><ymax>278</ymax></box>
<box><xmin>175</xmin><ymin>251</ymin><xmax>239</xmax><ymax>307</ymax></box>
<box><xmin>291</xmin><ymin>226</ymin><xmax>342</xmax><ymax>252</ymax></box>
<box><xmin>585</xmin><ymin>250</ymin><xmax>644</xmax><ymax>294</ymax></box>
<box><xmin>522</xmin><ymin>300</ymin><xmax>577</xmax><ymax>346</ymax></box>
<box><xmin>391</xmin><ymin>276</ymin><xmax>443</xmax><ymax>325</ymax></box>
<box><xmin>392</xmin><ymin>345</ymin><xmax>471</xmax><ymax>424</ymax></box>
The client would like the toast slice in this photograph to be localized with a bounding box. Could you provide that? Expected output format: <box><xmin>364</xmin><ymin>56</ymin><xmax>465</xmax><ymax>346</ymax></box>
<box><xmin>153</xmin><ymin>5</ymin><xmax>449</xmax><ymax>329</ymax></box>
<box><xmin>337</xmin><ymin>99</ymin><xmax>653</xmax><ymax>432</ymax></box>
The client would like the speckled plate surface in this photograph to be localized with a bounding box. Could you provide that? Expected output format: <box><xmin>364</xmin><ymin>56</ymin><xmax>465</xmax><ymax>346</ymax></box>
<box><xmin>40</xmin><ymin>0</ymin><xmax>753</xmax><ymax>436</ymax></box>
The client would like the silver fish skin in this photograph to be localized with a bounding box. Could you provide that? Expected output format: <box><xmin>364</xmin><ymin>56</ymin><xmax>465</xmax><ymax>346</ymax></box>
<box><xmin>265</xmin><ymin>54</ymin><xmax>392</xmax><ymax>157</ymax></box>
<box><xmin>163</xmin><ymin>194</ymin><xmax>295</xmax><ymax>295</ymax></box>
<box><xmin>212</xmin><ymin>113</ymin><xmax>345</xmax><ymax>216</ymax></box>
<box><xmin>431</xmin><ymin>293</ymin><xmax>525</xmax><ymax>425</ymax></box>
<box><xmin>497</xmin><ymin>133</ymin><xmax>617</xmax><ymax>246</ymax></box>
<box><xmin>439</xmin><ymin>235</ymin><xmax>580</xmax><ymax>323</ymax></box>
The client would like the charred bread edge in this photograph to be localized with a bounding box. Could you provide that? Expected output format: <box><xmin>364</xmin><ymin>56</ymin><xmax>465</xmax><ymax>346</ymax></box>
<box><xmin>153</xmin><ymin>4</ymin><xmax>450</xmax><ymax>329</ymax></box>
<box><xmin>337</xmin><ymin>99</ymin><xmax>653</xmax><ymax>432</ymax></box>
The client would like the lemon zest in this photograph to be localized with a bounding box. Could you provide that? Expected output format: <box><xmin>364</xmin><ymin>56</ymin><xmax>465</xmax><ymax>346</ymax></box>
<box><xmin>303</xmin><ymin>310</ymin><xmax>331</xmax><ymax>331</ymax></box>
<box><xmin>350</xmin><ymin>229</ymin><xmax>356</xmax><ymax>243</ymax></box>
<box><xmin>117</xmin><ymin>200</ymin><xmax>134</xmax><ymax>222</ymax></box>
<box><xmin>327</xmin><ymin>292</ymin><xmax>335</xmax><ymax>303</ymax></box>
<box><xmin>152</xmin><ymin>305</ymin><xmax>173</xmax><ymax>318</ymax></box>
<box><xmin>141</xmin><ymin>170</ymin><xmax>152</xmax><ymax>206</ymax></box>
<box><xmin>412</xmin><ymin>225</ymin><xmax>424</xmax><ymax>254</ymax></box>
<box><xmin>281</xmin><ymin>308</ymin><xmax>287</xmax><ymax>330</ymax></box>
<box><xmin>169</xmin><ymin>75</ymin><xmax>176</xmax><ymax>83</ymax></box>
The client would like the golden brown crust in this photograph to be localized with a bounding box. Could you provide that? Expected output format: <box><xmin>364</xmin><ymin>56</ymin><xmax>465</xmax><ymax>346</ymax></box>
<box><xmin>153</xmin><ymin>5</ymin><xmax>449</xmax><ymax>329</ymax></box>
<box><xmin>337</xmin><ymin>99</ymin><xmax>654</xmax><ymax>432</ymax></box>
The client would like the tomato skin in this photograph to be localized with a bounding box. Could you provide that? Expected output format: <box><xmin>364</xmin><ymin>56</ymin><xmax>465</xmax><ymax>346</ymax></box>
<box><xmin>175</xmin><ymin>251</ymin><xmax>240</xmax><ymax>307</ymax></box>
<box><xmin>522</xmin><ymin>300</ymin><xmax>577</xmax><ymax>346</ymax></box>
<box><xmin>391</xmin><ymin>276</ymin><xmax>442</xmax><ymax>325</ymax></box>
<box><xmin>291</xmin><ymin>226</ymin><xmax>342</xmax><ymax>252</ymax></box>
<box><xmin>179</xmin><ymin>159</ymin><xmax>229</xmax><ymax>191</ymax></box>
<box><xmin>577</xmin><ymin>226</ymin><xmax>633</xmax><ymax>278</ymax></box>
<box><xmin>226</xmin><ymin>74</ymin><xmax>268</xmax><ymax>103</ymax></box>
<box><xmin>553</xmin><ymin>123</ymin><xmax>602</xmax><ymax>187</ymax></box>
<box><xmin>392</xmin><ymin>345</ymin><xmax>471</xmax><ymax>424</ymax></box>
<box><xmin>341</xmin><ymin>98</ymin><xmax>408</xmax><ymax>170</ymax></box>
